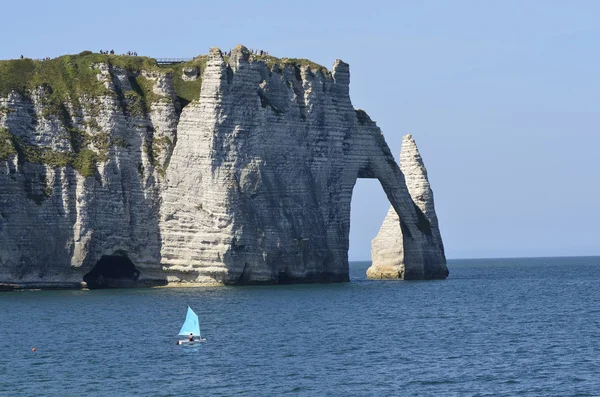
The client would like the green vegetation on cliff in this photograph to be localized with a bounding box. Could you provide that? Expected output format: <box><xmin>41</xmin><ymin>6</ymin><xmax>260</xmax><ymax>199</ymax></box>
<box><xmin>0</xmin><ymin>52</ymin><xmax>161</xmax><ymax>108</ymax></box>
<box><xmin>0</xmin><ymin>48</ymin><xmax>329</xmax><ymax>109</ymax></box>
<box><xmin>0</xmin><ymin>126</ymin><xmax>122</xmax><ymax>178</ymax></box>
<box><xmin>0</xmin><ymin>52</ymin><xmax>208</xmax><ymax>109</ymax></box>
<box><xmin>253</xmin><ymin>54</ymin><xmax>330</xmax><ymax>76</ymax></box>
<box><xmin>163</xmin><ymin>56</ymin><xmax>207</xmax><ymax>105</ymax></box>
<box><xmin>0</xmin><ymin>48</ymin><xmax>330</xmax><ymax>176</ymax></box>
<box><xmin>0</xmin><ymin>128</ymin><xmax>16</xmax><ymax>160</ymax></box>
<box><xmin>0</xmin><ymin>52</ymin><xmax>185</xmax><ymax>177</ymax></box>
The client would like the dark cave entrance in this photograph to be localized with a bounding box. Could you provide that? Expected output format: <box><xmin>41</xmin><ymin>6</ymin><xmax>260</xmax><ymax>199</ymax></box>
<box><xmin>83</xmin><ymin>252</ymin><xmax>141</xmax><ymax>289</ymax></box>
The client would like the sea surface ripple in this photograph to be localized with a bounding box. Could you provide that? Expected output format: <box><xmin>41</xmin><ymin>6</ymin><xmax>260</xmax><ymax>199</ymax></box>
<box><xmin>1</xmin><ymin>257</ymin><xmax>599</xmax><ymax>396</ymax></box>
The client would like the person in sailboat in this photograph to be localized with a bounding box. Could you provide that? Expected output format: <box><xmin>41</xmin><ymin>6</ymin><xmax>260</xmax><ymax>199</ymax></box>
<box><xmin>177</xmin><ymin>307</ymin><xmax>205</xmax><ymax>344</ymax></box>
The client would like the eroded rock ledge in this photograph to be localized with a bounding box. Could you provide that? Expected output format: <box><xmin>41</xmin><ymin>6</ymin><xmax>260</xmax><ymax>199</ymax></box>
<box><xmin>0</xmin><ymin>45</ymin><xmax>447</xmax><ymax>289</ymax></box>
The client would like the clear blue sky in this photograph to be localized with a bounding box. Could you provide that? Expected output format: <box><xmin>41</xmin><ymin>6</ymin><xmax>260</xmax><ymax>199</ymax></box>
<box><xmin>2</xmin><ymin>0</ymin><xmax>598</xmax><ymax>260</ymax></box>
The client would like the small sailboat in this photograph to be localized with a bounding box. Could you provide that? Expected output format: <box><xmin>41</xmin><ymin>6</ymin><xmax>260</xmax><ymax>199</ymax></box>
<box><xmin>177</xmin><ymin>306</ymin><xmax>206</xmax><ymax>344</ymax></box>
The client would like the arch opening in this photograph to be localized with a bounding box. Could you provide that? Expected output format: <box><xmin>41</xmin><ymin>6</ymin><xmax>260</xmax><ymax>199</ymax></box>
<box><xmin>348</xmin><ymin>179</ymin><xmax>391</xmax><ymax>281</ymax></box>
<box><xmin>83</xmin><ymin>253</ymin><xmax>141</xmax><ymax>289</ymax></box>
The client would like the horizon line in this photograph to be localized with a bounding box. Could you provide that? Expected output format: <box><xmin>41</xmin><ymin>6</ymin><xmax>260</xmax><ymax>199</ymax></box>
<box><xmin>349</xmin><ymin>253</ymin><xmax>600</xmax><ymax>262</ymax></box>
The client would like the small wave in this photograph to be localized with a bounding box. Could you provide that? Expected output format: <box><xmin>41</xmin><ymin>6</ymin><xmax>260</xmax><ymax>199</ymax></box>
<box><xmin>405</xmin><ymin>379</ymin><xmax>457</xmax><ymax>386</ymax></box>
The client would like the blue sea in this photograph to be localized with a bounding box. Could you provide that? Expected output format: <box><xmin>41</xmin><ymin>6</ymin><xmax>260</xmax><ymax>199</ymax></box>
<box><xmin>1</xmin><ymin>257</ymin><xmax>600</xmax><ymax>396</ymax></box>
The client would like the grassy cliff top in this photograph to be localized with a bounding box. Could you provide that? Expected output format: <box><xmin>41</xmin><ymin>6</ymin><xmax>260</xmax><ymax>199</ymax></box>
<box><xmin>247</xmin><ymin>54</ymin><xmax>330</xmax><ymax>75</ymax></box>
<box><xmin>0</xmin><ymin>49</ymin><xmax>330</xmax><ymax>105</ymax></box>
<box><xmin>0</xmin><ymin>52</ymin><xmax>161</xmax><ymax>99</ymax></box>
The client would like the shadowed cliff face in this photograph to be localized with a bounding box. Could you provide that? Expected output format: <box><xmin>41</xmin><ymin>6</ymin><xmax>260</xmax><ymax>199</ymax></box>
<box><xmin>0</xmin><ymin>45</ymin><xmax>447</xmax><ymax>288</ymax></box>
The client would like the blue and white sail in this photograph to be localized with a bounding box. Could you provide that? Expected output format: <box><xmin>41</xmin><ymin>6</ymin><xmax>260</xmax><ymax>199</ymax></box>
<box><xmin>178</xmin><ymin>306</ymin><xmax>201</xmax><ymax>336</ymax></box>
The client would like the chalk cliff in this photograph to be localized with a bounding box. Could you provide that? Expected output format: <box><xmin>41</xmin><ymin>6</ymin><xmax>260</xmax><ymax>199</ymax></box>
<box><xmin>368</xmin><ymin>134</ymin><xmax>447</xmax><ymax>279</ymax></box>
<box><xmin>0</xmin><ymin>45</ymin><xmax>446</xmax><ymax>289</ymax></box>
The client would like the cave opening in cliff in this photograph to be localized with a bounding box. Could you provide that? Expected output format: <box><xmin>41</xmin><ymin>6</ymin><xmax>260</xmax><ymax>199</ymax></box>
<box><xmin>83</xmin><ymin>252</ymin><xmax>140</xmax><ymax>289</ymax></box>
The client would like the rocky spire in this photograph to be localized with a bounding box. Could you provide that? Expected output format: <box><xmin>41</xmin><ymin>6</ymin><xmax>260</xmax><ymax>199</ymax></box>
<box><xmin>401</xmin><ymin>134</ymin><xmax>438</xmax><ymax>223</ymax></box>
<box><xmin>368</xmin><ymin>134</ymin><xmax>447</xmax><ymax>280</ymax></box>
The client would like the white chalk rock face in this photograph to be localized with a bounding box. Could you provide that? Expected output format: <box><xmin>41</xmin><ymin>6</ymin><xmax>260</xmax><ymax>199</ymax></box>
<box><xmin>0</xmin><ymin>46</ymin><xmax>446</xmax><ymax>289</ymax></box>
<box><xmin>368</xmin><ymin>134</ymin><xmax>448</xmax><ymax>279</ymax></box>
<box><xmin>0</xmin><ymin>62</ymin><xmax>176</xmax><ymax>289</ymax></box>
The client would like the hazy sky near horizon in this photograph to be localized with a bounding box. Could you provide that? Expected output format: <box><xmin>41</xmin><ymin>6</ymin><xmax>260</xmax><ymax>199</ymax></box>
<box><xmin>1</xmin><ymin>0</ymin><xmax>598</xmax><ymax>260</ymax></box>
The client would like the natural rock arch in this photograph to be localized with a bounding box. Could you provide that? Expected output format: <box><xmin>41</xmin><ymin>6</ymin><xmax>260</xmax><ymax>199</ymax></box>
<box><xmin>367</xmin><ymin>134</ymin><xmax>447</xmax><ymax>280</ymax></box>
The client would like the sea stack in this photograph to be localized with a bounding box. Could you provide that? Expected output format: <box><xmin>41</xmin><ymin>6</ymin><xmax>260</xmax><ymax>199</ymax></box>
<box><xmin>368</xmin><ymin>134</ymin><xmax>448</xmax><ymax>280</ymax></box>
